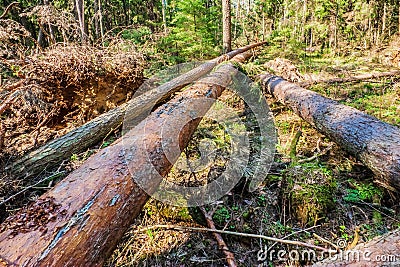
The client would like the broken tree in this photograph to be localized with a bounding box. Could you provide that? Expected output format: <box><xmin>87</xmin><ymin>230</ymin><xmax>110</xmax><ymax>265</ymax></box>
<box><xmin>299</xmin><ymin>70</ymin><xmax>400</xmax><ymax>87</ymax></box>
<box><xmin>6</xmin><ymin>42</ymin><xmax>266</xmax><ymax>180</ymax></box>
<box><xmin>0</xmin><ymin>52</ymin><xmax>251</xmax><ymax>266</ymax></box>
<box><xmin>259</xmin><ymin>73</ymin><xmax>400</xmax><ymax>192</ymax></box>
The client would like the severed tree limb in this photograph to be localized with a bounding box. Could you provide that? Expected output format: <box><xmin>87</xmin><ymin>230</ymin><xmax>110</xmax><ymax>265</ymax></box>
<box><xmin>0</xmin><ymin>53</ymin><xmax>252</xmax><ymax>266</ymax></box>
<box><xmin>200</xmin><ymin>206</ymin><xmax>237</xmax><ymax>267</ymax></box>
<box><xmin>299</xmin><ymin>70</ymin><xmax>400</xmax><ymax>88</ymax></box>
<box><xmin>259</xmin><ymin>73</ymin><xmax>400</xmax><ymax>192</ymax></box>
<box><xmin>6</xmin><ymin>42</ymin><xmax>267</xmax><ymax>179</ymax></box>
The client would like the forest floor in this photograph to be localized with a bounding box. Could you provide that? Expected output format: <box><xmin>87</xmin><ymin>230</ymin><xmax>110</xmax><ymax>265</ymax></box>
<box><xmin>1</xmin><ymin>40</ymin><xmax>400</xmax><ymax>266</ymax></box>
<box><xmin>104</xmin><ymin>45</ymin><xmax>400</xmax><ymax>266</ymax></box>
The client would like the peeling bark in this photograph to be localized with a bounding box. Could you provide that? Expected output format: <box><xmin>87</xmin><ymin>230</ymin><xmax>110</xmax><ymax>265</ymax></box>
<box><xmin>7</xmin><ymin>42</ymin><xmax>266</xmax><ymax>179</ymax></box>
<box><xmin>259</xmin><ymin>73</ymin><xmax>400</xmax><ymax>192</ymax></box>
<box><xmin>0</xmin><ymin>53</ymin><xmax>251</xmax><ymax>266</ymax></box>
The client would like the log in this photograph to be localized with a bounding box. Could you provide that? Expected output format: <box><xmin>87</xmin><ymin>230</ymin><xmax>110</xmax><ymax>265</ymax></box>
<box><xmin>259</xmin><ymin>73</ymin><xmax>400</xmax><ymax>192</ymax></box>
<box><xmin>312</xmin><ymin>228</ymin><xmax>400</xmax><ymax>266</ymax></box>
<box><xmin>299</xmin><ymin>70</ymin><xmax>400</xmax><ymax>87</ymax></box>
<box><xmin>6</xmin><ymin>42</ymin><xmax>266</xmax><ymax>179</ymax></box>
<box><xmin>0</xmin><ymin>52</ymin><xmax>251</xmax><ymax>266</ymax></box>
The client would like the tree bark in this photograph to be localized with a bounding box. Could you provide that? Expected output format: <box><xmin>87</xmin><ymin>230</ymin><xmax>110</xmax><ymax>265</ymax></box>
<box><xmin>0</xmin><ymin>53</ymin><xmax>250</xmax><ymax>266</ymax></box>
<box><xmin>161</xmin><ymin>0</ymin><xmax>167</xmax><ymax>34</ymax></box>
<box><xmin>312</xmin><ymin>229</ymin><xmax>400</xmax><ymax>266</ymax></box>
<box><xmin>6</xmin><ymin>42</ymin><xmax>266</xmax><ymax>180</ymax></box>
<box><xmin>222</xmin><ymin>0</ymin><xmax>232</xmax><ymax>53</ymax></box>
<box><xmin>75</xmin><ymin>0</ymin><xmax>87</xmax><ymax>43</ymax></box>
<box><xmin>259</xmin><ymin>73</ymin><xmax>400</xmax><ymax>192</ymax></box>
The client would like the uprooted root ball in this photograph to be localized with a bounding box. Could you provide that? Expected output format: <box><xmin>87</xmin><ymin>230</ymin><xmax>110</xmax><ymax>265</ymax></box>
<box><xmin>0</xmin><ymin>40</ymin><xmax>145</xmax><ymax>158</ymax></box>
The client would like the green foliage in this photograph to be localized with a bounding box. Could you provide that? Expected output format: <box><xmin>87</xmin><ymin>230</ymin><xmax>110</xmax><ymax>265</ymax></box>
<box><xmin>343</xmin><ymin>181</ymin><xmax>383</xmax><ymax>203</ymax></box>
<box><xmin>284</xmin><ymin>162</ymin><xmax>337</xmax><ymax>226</ymax></box>
<box><xmin>70</xmin><ymin>154</ymin><xmax>78</xmax><ymax>161</ymax></box>
<box><xmin>213</xmin><ymin>206</ymin><xmax>231</xmax><ymax>225</ymax></box>
<box><xmin>121</xmin><ymin>27</ymin><xmax>152</xmax><ymax>45</ymax></box>
<box><xmin>156</xmin><ymin>0</ymin><xmax>222</xmax><ymax>62</ymax></box>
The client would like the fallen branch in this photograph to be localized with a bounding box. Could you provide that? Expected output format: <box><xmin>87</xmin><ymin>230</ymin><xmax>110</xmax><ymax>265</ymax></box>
<box><xmin>259</xmin><ymin>73</ymin><xmax>400</xmax><ymax>192</ymax></box>
<box><xmin>6</xmin><ymin>42</ymin><xmax>267</xmax><ymax>179</ymax></box>
<box><xmin>0</xmin><ymin>52</ymin><xmax>252</xmax><ymax>266</ymax></box>
<box><xmin>299</xmin><ymin>70</ymin><xmax>400</xmax><ymax>87</ymax></box>
<box><xmin>298</xmin><ymin>145</ymin><xmax>333</xmax><ymax>163</ymax></box>
<box><xmin>134</xmin><ymin>224</ymin><xmax>330</xmax><ymax>252</ymax></box>
<box><xmin>200</xmin><ymin>207</ymin><xmax>237</xmax><ymax>267</ymax></box>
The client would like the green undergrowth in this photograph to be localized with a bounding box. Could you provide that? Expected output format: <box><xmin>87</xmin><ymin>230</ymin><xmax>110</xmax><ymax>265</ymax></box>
<box><xmin>282</xmin><ymin>162</ymin><xmax>337</xmax><ymax>226</ymax></box>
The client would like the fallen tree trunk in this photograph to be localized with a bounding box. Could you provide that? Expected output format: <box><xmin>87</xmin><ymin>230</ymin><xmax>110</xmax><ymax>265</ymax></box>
<box><xmin>0</xmin><ymin>53</ymin><xmax>250</xmax><ymax>266</ymax></box>
<box><xmin>299</xmin><ymin>70</ymin><xmax>400</xmax><ymax>87</ymax></box>
<box><xmin>312</xmin><ymin>228</ymin><xmax>400</xmax><ymax>266</ymax></box>
<box><xmin>259</xmin><ymin>73</ymin><xmax>400</xmax><ymax>192</ymax></box>
<box><xmin>6</xmin><ymin>42</ymin><xmax>266</xmax><ymax>179</ymax></box>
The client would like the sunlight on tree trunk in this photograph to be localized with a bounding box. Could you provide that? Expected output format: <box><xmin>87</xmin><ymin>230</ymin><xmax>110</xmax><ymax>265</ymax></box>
<box><xmin>222</xmin><ymin>0</ymin><xmax>231</xmax><ymax>53</ymax></box>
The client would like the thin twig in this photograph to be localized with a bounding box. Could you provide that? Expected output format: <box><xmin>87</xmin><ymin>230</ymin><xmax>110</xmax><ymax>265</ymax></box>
<box><xmin>298</xmin><ymin>145</ymin><xmax>333</xmax><ymax>163</ymax></box>
<box><xmin>0</xmin><ymin>2</ymin><xmax>19</xmax><ymax>19</ymax></box>
<box><xmin>0</xmin><ymin>171</ymin><xmax>65</xmax><ymax>207</ymax></box>
<box><xmin>268</xmin><ymin>225</ymin><xmax>319</xmax><ymax>251</ymax></box>
<box><xmin>134</xmin><ymin>224</ymin><xmax>331</xmax><ymax>252</ymax></box>
<box><xmin>200</xmin><ymin>207</ymin><xmax>237</xmax><ymax>267</ymax></box>
<box><xmin>0</xmin><ymin>90</ymin><xmax>21</xmax><ymax>116</ymax></box>
<box><xmin>313</xmin><ymin>233</ymin><xmax>340</xmax><ymax>251</ymax></box>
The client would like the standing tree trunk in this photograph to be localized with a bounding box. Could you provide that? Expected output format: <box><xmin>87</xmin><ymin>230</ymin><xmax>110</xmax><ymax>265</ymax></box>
<box><xmin>222</xmin><ymin>0</ymin><xmax>232</xmax><ymax>53</ymax></box>
<box><xmin>259</xmin><ymin>73</ymin><xmax>400</xmax><ymax>192</ymax></box>
<box><xmin>161</xmin><ymin>0</ymin><xmax>167</xmax><ymax>34</ymax></box>
<box><xmin>75</xmin><ymin>0</ymin><xmax>86</xmax><ymax>43</ymax></box>
<box><xmin>0</xmin><ymin>53</ymin><xmax>251</xmax><ymax>266</ymax></box>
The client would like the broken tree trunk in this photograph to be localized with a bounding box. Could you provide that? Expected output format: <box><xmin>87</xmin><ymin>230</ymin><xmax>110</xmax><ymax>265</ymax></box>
<box><xmin>6</xmin><ymin>42</ymin><xmax>266</xmax><ymax>179</ymax></box>
<box><xmin>0</xmin><ymin>52</ymin><xmax>250</xmax><ymax>266</ymax></box>
<box><xmin>299</xmin><ymin>70</ymin><xmax>400</xmax><ymax>87</ymax></box>
<box><xmin>259</xmin><ymin>73</ymin><xmax>400</xmax><ymax>192</ymax></box>
<box><xmin>312</xmin><ymin>228</ymin><xmax>400</xmax><ymax>266</ymax></box>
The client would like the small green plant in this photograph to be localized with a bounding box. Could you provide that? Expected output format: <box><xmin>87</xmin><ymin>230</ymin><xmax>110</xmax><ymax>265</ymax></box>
<box><xmin>339</xmin><ymin>225</ymin><xmax>351</xmax><ymax>241</ymax></box>
<box><xmin>70</xmin><ymin>154</ymin><xmax>78</xmax><ymax>161</ymax></box>
<box><xmin>213</xmin><ymin>206</ymin><xmax>231</xmax><ymax>225</ymax></box>
<box><xmin>285</xmin><ymin>162</ymin><xmax>337</xmax><ymax>226</ymax></box>
<box><xmin>146</xmin><ymin>229</ymin><xmax>154</xmax><ymax>241</ymax></box>
<box><xmin>343</xmin><ymin>181</ymin><xmax>383</xmax><ymax>203</ymax></box>
<box><xmin>257</xmin><ymin>195</ymin><xmax>267</xmax><ymax>207</ymax></box>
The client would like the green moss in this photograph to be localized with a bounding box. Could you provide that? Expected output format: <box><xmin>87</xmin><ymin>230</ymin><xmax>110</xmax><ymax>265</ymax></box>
<box><xmin>284</xmin><ymin>162</ymin><xmax>337</xmax><ymax>226</ymax></box>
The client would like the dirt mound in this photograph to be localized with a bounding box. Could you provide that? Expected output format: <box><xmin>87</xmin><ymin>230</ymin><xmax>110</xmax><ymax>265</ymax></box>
<box><xmin>0</xmin><ymin>40</ymin><xmax>145</xmax><ymax>159</ymax></box>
